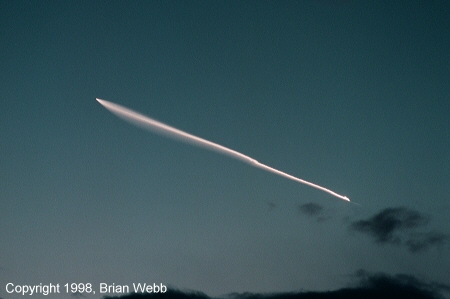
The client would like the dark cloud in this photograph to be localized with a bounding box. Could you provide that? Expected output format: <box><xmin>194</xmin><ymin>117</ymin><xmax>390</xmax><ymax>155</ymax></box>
<box><xmin>405</xmin><ymin>231</ymin><xmax>449</xmax><ymax>253</ymax></box>
<box><xmin>297</xmin><ymin>203</ymin><xmax>330</xmax><ymax>222</ymax></box>
<box><xmin>102</xmin><ymin>271</ymin><xmax>449</xmax><ymax>299</ymax></box>
<box><xmin>350</xmin><ymin>207</ymin><xmax>429</xmax><ymax>243</ymax></box>
<box><xmin>297</xmin><ymin>203</ymin><xmax>323</xmax><ymax>216</ymax></box>
<box><xmin>350</xmin><ymin>270</ymin><xmax>449</xmax><ymax>299</ymax></box>
<box><xmin>349</xmin><ymin>207</ymin><xmax>448</xmax><ymax>253</ymax></box>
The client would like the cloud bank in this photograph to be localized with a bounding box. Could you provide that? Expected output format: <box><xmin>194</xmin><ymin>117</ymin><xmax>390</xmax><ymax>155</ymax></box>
<box><xmin>102</xmin><ymin>271</ymin><xmax>449</xmax><ymax>299</ymax></box>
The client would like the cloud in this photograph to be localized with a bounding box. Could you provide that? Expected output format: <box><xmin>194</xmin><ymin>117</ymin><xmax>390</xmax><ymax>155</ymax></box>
<box><xmin>349</xmin><ymin>207</ymin><xmax>448</xmax><ymax>252</ymax></box>
<box><xmin>350</xmin><ymin>270</ymin><xmax>449</xmax><ymax>299</ymax></box>
<box><xmin>405</xmin><ymin>231</ymin><xmax>449</xmax><ymax>253</ymax></box>
<box><xmin>297</xmin><ymin>203</ymin><xmax>330</xmax><ymax>222</ymax></box>
<box><xmin>297</xmin><ymin>203</ymin><xmax>323</xmax><ymax>216</ymax></box>
<box><xmin>350</xmin><ymin>207</ymin><xmax>428</xmax><ymax>243</ymax></box>
<box><xmin>102</xmin><ymin>271</ymin><xmax>449</xmax><ymax>299</ymax></box>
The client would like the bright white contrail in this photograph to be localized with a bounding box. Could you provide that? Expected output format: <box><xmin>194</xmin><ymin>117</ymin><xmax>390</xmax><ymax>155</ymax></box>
<box><xmin>96</xmin><ymin>98</ymin><xmax>350</xmax><ymax>202</ymax></box>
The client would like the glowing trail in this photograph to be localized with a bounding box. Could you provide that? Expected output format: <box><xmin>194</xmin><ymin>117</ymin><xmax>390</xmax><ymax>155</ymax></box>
<box><xmin>96</xmin><ymin>98</ymin><xmax>350</xmax><ymax>202</ymax></box>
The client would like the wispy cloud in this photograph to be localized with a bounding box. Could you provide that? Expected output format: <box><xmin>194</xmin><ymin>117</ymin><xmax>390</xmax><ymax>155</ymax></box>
<box><xmin>297</xmin><ymin>203</ymin><xmax>330</xmax><ymax>222</ymax></box>
<box><xmin>405</xmin><ymin>231</ymin><xmax>448</xmax><ymax>253</ymax></box>
<box><xmin>297</xmin><ymin>203</ymin><xmax>323</xmax><ymax>216</ymax></box>
<box><xmin>349</xmin><ymin>207</ymin><xmax>448</xmax><ymax>252</ymax></box>
<box><xmin>102</xmin><ymin>271</ymin><xmax>449</xmax><ymax>299</ymax></box>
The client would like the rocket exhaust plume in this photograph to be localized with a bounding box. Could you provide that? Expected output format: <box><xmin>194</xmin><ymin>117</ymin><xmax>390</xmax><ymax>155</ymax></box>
<box><xmin>96</xmin><ymin>98</ymin><xmax>350</xmax><ymax>202</ymax></box>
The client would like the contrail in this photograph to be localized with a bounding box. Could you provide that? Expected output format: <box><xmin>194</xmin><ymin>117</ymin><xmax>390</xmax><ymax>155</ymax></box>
<box><xmin>96</xmin><ymin>98</ymin><xmax>350</xmax><ymax>202</ymax></box>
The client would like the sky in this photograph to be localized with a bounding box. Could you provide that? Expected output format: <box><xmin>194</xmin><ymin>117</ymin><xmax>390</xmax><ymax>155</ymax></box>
<box><xmin>1</xmin><ymin>1</ymin><xmax>449</xmax><ymax>298</ymax></box>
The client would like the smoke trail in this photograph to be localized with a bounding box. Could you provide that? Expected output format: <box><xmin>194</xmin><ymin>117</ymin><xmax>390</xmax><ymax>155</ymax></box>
<box><xmin>96</xmin><ymin>98</ymin><xmax>350</xmax><ymax>202</ymax></box>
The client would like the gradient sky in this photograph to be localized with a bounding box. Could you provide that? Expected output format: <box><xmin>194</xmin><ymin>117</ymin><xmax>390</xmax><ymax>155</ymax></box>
<box><xmin>1</xmin><ymin>1</ymin><xmax>449</xmax><ymax>299</ymax></box>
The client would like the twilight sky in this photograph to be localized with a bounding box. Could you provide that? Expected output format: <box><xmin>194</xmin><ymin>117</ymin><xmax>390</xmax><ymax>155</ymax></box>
<box><xmin>1</xmin><ymin>1</ymin><xmax>449</xmax><ymax>299</ymax></box>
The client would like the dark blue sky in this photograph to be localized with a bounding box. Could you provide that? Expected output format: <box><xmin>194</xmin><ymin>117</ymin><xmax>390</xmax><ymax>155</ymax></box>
<box><xmin>1</xmin><ymin>1</ymin><xmax>449</xmax><ymax>298</ymax></box>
